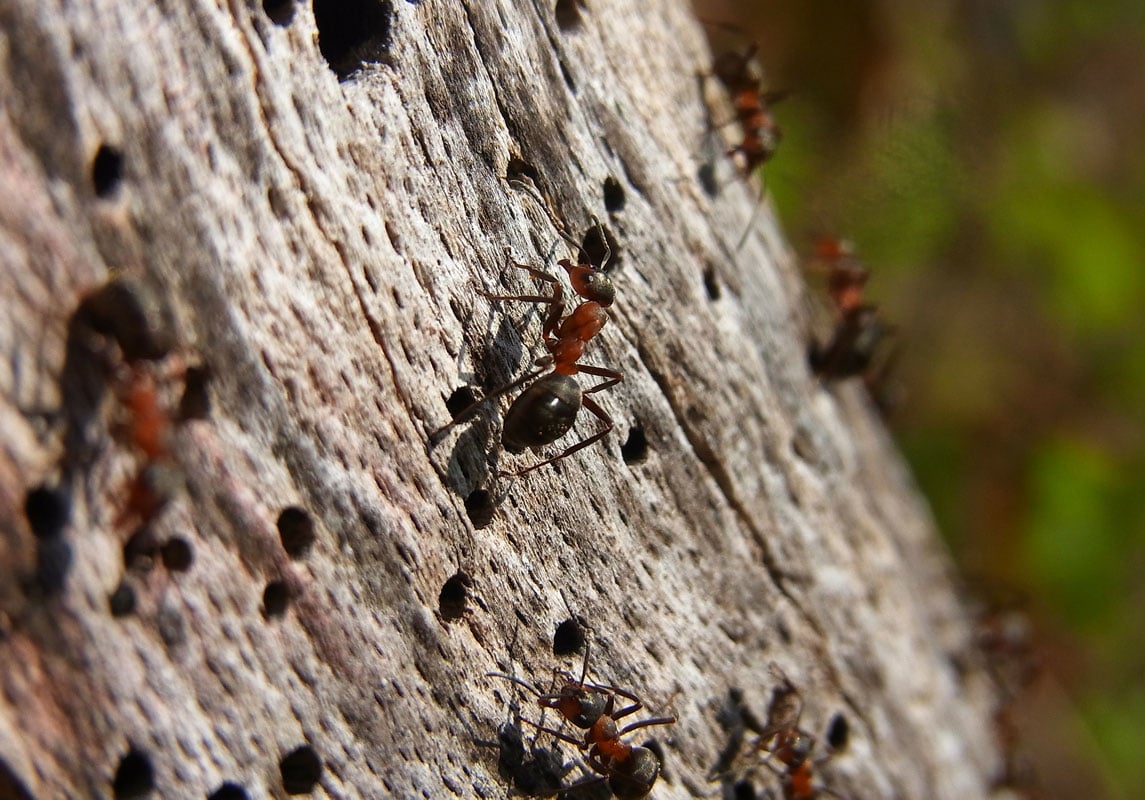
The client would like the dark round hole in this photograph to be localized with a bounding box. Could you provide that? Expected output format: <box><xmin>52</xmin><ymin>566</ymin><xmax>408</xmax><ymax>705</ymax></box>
<box><xmin>581</xmin><ymin>223</ymin><xmax>620</xmax><ymax>271</ymax></box>
<box><xmin>262</xmin><ymin>0</ymin><xmax>295</xmax><ymax>26</ymax></box>
<box><xmin>25</xmin><ymin>485</ymin><xmax>70</xmax><ymax>539</ymax></box>
<box><xmin>208</xmin><ymin>781</ymin><xmax>250</xmax><ymax>800</ymax></box>
<box><xmin>313</xmin><ymin>0</ymin><xmax>394</xmax><ymax>79</ymax></box>
<box><xmin>179</xmin><ymin>364</ymin><xmax>212</xmax><ymax>420</ymax></box>
<box><xmin>438</xmin><ymin>572</ymin><xmax>471</xmax><ymax>622</ymax></box>
<box><xmin>620</xmin><ymin>426</ymin><xmax>648</xmax><ymax>464</ymax></box>
<box><xmin>92</xmin><ymin>144</ymin><xmax>124</xmax><ymax>198</ymax></box>
<box><xmin>505</xmin><ymin>157</ymin><xmax>541</xmax><ymax>186</ymax></box>
<box><xmin>277</xmin><ymin>507</ymin><xmax>316</xmax><ymax>559</ymax></box>
<box><xmin>552</xmin><ymin>617</ymin><xmax>587</xmax><ymax>656</ymax></box>
<box><xmin>732</xmin><ymin>778</ymin><xmax>759</xmax><ymax>800</ymax></box>
<box><xmin>602</xmin><ymin>177</ymin><xmax>626</xmax><ymax>213</ymax></box>
<box><xmin>826</xmin><ymin>712</ymin><xmax>850</xmax><ymax>751</ymax></box>
<box><xmin>262</xmin><ymin>580</ymin><xmax>290</xmax><ymax>619</ymax></box>
<box><xmin>109</xmin><ymin>582</ymin><xmax>137</xmax><ymax>617</ymax></box>
<box><xmin>280</xmin><ymin>745</ymin><xmax>322</xmax><ymax>795</ymax></box>
<box><xmin>697</xmin><ymin>162</ymin><xmax>719</xmax><ymax>197</ymax></box>
<box><xmin>464</xmin><ymin>489</ymin><xmax>496</xmax><ymax>528</ymax></box>
<box><xmin>124</xmin><ymin>528</ymin><xmax>160</xmax><ymax>572</ymax></box>
<box><xmin>554</xmin><ymin>0</ymin><xmax>583</xmax><ymax>31</ymax></box>
<box><xmin>446</xmin><ymin>386</ymin><xmax>479</xmax><ymax>418</ymax></box>
<box><xmin>702</xmin><ymin>267</ymin><xmax>721</xmax><ymax>301</ymax></box>
<box><xmin>160</xmin><ymin>537</ymin><xmax>194</xmax><ymax>572</ymax></box>
<box><xmin>113</xmin><ymin>748</ymin><xmax>155</xmax><ymax>799</ymax></box>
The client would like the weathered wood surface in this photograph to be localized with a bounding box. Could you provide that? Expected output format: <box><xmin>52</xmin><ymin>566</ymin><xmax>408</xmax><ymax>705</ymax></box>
<box><xmin>0</xmin><ymin>0</ymin><xmax>1000</xmax><ymax>798</ymax></box>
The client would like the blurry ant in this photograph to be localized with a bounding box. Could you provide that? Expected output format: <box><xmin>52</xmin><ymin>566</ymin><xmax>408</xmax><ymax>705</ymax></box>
<box><xmin>699</xmin><ymin>22</ymin><xmax>786</xmax><ymax>249</ymax></box>
<box><xmin>807</xmin><ymin>238</ymin><xmax>895</xmax><ymax>383</ymax></box>
<box><xmin>437</xmin><ymin>180</ymin><xmax>622</xmax><ymax>478</ymax></box>
<box><xmin>750</xmin><ymin>667</ymin><xmax>844</xmax><ymax>800</ymax></box>
<box><xmin>488</xmin><ymin>644</ymin><xmax>676</xmax><ymax>798</ymax></box>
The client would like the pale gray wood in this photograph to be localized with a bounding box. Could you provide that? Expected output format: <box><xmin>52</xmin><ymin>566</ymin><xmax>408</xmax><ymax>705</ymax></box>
<box><xmin>0</xmin><ymin>0</ymin><xmax>1000</xmax><ymax>798</ymax></box>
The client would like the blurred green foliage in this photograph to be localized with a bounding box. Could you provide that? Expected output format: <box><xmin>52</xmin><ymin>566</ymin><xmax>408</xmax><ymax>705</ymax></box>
<box><xmin>702</xmin><ymin>0</ymin><xmax>1145</xmax><ymax>797</ymax></box>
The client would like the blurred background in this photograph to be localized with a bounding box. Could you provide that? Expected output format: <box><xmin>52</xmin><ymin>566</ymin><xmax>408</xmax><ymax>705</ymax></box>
<box><xmin>693</xmin><ymin>1</ymin><xmax>1145</xmax><ymax>798</ymax></box>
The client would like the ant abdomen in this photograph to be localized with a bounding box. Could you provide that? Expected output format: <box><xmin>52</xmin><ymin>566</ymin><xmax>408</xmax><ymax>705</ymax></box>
<box><xmin>501</xmin><ymin>373</ymin><xmax>582</xmax><ymax>454</ymax></box>
<box><xmin>608</xmin><ymin>746</ymin><xmax>661</xmax><ymax>799</ymax></box>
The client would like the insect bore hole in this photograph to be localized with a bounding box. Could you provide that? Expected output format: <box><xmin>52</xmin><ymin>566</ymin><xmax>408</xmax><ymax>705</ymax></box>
<box><xmin>92</xmin><ymin>144</ymin><xmax>124</xmax><ymax>197</ymax></box>
<box><xmin>446</xmin><ymin>386</ymin><xmax>479</xmax><ymax>419</ymax></box>
<box><xmin>263</xmin><ymin>0</ymin><xmax>295</xmax><ymax>26</ymax></box>
<box><xmin>554</xmin><ymin>0</ymin><xmax>584</xmax><ymax>31</ymax></box>
<box><xmin>552</xmin><ymin>616</ymin><xmax>588</xmax><ymax>656</ymax></box>
<box><xmin>262</xmin><ymin>580</ymin><xmax>291</xmax><ymax>619</ymax></box>
<box><xmin>109</xmin><ymin>582</ymin><xmax>137</xmax><ymax>617</ymax></box>
<box><xmin>277</xmin><ymin>506</ymin><xmax>316</xmax><ymax>559</ymax></box>
<box><xmin>603</xmin><ymin>176</ymin><xmax>626</xmax><ymax>212</ymax></box>
<box><xmin>208</xmin><ymin>782</ymin><xmax>251</xmax><ymax>800</ymax></box>
<box><xmin>112</xmin><ymin>747</ymin><xmax>155</xmax><ymax>799</ymax></box>
<box><xmin>160</xmin><ymin>537</ymin><xmax>194</xmax><ymax>572</ymax></box>
<box><xmin>581</xmin><ymin>223</ymin><xmax>621</xmax><ymax>270</ymax></box>
<box><xmin>438</xmin><ymin>572</ymin><xmax>471</xmax><ymax>622</ymax></box>
<box><xmin>465</xmin><ymin>489</ymin><xmax>496</xmax><ymax>528</ymax></box>
<box><xmin>280</xmin><ymin>744</ymin><xmax>323</xmax><ymax>795</ymax></box>
<box><xmin>24</xmin><ymin>484</ymin><xmax>70</xmax><ymax>539</ymax></box>
<box><xmin>826</xmin><ymin>712</ymin><xmax>850</xmax><ymax>750</ymax></box>
<box><xmin>313</xmin><ymin>0</ymin><xmax>394</xmax><ymax>79</ymax></box>
<box><xmin>703</xmin><ymin>267</ymin><xmax>722</xmax><ymax>301</ymax></box>
<box><xmin>621</xmin><ymin>426</ymin><xmax>649</xmax><ymax>464</ymax></box>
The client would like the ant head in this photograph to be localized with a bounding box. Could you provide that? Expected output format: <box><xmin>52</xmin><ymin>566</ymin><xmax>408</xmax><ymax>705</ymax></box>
<box><xmin>560</xmin><ymin>260</ymin><xmax>615</xmax><ymax>307</ymax></box>
<box><xmin>779</xmin><ymin>729</ymin><xmax>815</xmax><ymax>766</ymax></box>
<box><xmin>607</xmin><ymin>745</ymin><xmax>661</xmax><ymax>798</ymax></box>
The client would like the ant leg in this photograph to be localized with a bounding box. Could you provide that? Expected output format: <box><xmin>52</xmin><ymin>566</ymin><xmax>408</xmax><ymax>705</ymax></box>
<box><xmin>618</xmin><ymin>714</ymin><xmax>678</xmax><ymax>737</ymax></box>
<box><xmin>588</xmin><ymin>215</ymin><xmax>612</xmax><ymax>271</ymax></box>
<box><xmin>517</xmin><ymin>717</ymin><xmax>586</xmax><ymax>750</ymax></box>
<box><xmin>578</xmin><ymin>365</ymin><xmax>623</xmax><ymax>395</ymax></box>
<box><xmin>430</xmin><ymin>365</ymin><xmax>549</xmax><ymax>439</ymax></box>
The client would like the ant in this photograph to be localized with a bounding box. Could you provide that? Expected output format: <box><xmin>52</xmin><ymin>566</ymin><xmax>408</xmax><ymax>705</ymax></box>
<box><xmin>488</xmin><ymin>644</ymin><xmax>676</xmax><ymax>798</ymax></box>
<box><xmin>699</xmin><ymin>22</ymin><xmax>786</xmax><ymax>249</ymax></box>
<box><xmin>749</xmin><ymin>667</ymin><xmax>844</xmax><ymax>800</ymax></box>
<box><xmin>807</xmin><ymin>237</ymin><xmax>895</xmax><ymax>382</ymax></box>
<box><xmin>439</xmin><ymin>180</ymin><xmax>622</xmax><ymax>478</ymax></box>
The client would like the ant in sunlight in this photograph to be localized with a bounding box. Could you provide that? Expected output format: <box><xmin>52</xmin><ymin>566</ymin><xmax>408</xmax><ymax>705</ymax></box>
<box><xmin>437</xmin><ymin>179</ymin><xmax>622</xmax><ymax>478</ymax></box>
<box><xmin>488</xmin><ymin>642</ymin><xmax>677</xmax><ymax>799</ymax></box>
<box><xmin>699</xmin><ymin>22</ymin><xmax>787</xmax><ymax>248</ymax></box>
<box><xmin>807</xmin><ymin>237</ymin><xmax>895</xmax><ymax>382</ymax></box>
<box><xmin>750</xmin><ymin>666</ymin><xmax>846</xmax><ymax>800</ymax></box>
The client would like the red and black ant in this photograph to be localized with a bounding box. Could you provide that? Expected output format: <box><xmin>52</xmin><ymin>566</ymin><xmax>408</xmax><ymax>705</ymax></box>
<box><xmin>438</xmin><ymin>180</ymin><xmax>622</xmax><ymax>478</ymax></box>
<box><xmin>488</xmin><ymin>646</ymin><xmax>676</xmax><ymax>798</ymax></box>
<box><xmin>750</xmin><ymin>667</ymin><xmax>845</xmax><ymax>800</ymax></box>
<box><xmin>807</xmin><ymin>238</ymin><xmax>895</xmax><ymax>383</ymax></box>
<box><xmin>699</xmin><ymin>23</ymin><xmax>786</xmax><ymax>248</ymax></box>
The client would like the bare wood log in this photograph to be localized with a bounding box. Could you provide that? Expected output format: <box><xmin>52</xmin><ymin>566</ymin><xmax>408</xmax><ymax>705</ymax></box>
<box><xmin>0</xmin><ymin>0</ymin><xmax>1001</xmax><ymax>798</ymax></box>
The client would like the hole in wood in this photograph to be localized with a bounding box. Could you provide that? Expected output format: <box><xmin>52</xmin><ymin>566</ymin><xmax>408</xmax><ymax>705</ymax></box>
<box><xmin>160</xmin><ymin>537</ymin><xmax>193</xmax><ymax>572</ymax></box>
<box><xmin>280</xmin><ymin>745</ymin><xmax>322</xmax><ymax>795</ymax></box>
<box><xmin>262</xmin><ymin>0</ymin><xmax>295</xmax><ymax>26</ymax></box>
<box><xmin>438</xmin><ymin>572</ymin><xmax>471</xmax><ymax>622</ymax></box>
<box><xmin>208</xmin><ymin>781</ymin><xmax>250</xmax><ymax>800</ymax></box>
<box><xmin>703</xmin><ymin>266</ymin><xmax>721</xmax><ymax>301</ymax></box>
<box><xmin>92</xmin><ymin>144</ymin><xmax>124</xmax><ymax>197</ymax></box>
<box><xmin>25</xmin><ymin>485</ymin><xmax>69</xmax><ymax>539</ymax></box>
<box><xmin>109</xmin><ymin>581</ymin><xmax>137</xmax><ymax>617</ymax></box>
<box><xmin>464</xmin><ymin>489</ymin><xmax>496</xmax><ymax>529</ymax></box>
<box><xmin>552</xmin><ymin>616</ymin><xmax>588</xmax><ymax>656</ymax></box>
<box><xmin>554</xmin><ymin>0</ymin><xmax>584</xmax><ymax>31</ymax></box>
<box><xmin>603</xmin><ymin>176</ymin><xmax>626</xmax><ymax>212</ymax></box>
<box><xmin>112</xmin><ymin>747</ymin><xmax>155</xmax><ymax>799</ymax></box>
<box><xmin>179</xmin><ymin>364</ymin><xmax>212</xmax><ymax>420</ymax></box>
<box><xmin>621</xmin><ymin>426</ymin><xmax>648</xmax><ymax>464</ymax></box>
<box><xmin>277</xmin><ymin>507</ymin><xmax>316</xmax><ymax>559</ymax></box>
<box><xmin>313</xmin><ymin>0</ymin><xmax>394</xmax><ymax>80</ymax></box>
<box><xmin>262</xmin><ymin>580</ymin><xmax>290</xmax><ymax>619</ymax></box>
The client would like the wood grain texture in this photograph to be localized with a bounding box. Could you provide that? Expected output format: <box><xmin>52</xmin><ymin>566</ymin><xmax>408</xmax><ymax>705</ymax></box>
<box><xmin>0</xmin><ymin>0</ymin><xmax>1000</xmax><ymax>798</ymax></box>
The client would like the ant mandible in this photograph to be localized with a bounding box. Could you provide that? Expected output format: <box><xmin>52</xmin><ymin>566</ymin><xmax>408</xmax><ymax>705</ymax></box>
<box><xmin>807</xmin><ymin>237</ymin><xmax>894</xmax><ymax>382</ymax></box>
<box><xmin>442</xmin><ymin>179</ymin><xmax>622</xmax><ymax>478</ymax></box>
<box><xmin>488</xmin><ymin>645</ymin><xmax>676</xmax><ymax>798</ymax></box>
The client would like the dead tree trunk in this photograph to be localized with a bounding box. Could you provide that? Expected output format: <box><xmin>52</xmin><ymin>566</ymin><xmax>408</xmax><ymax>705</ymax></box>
<box><xmin>0</xmin><ymin>0</ymin><xmax>1000</xmax><ymax>798</ymax></box>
